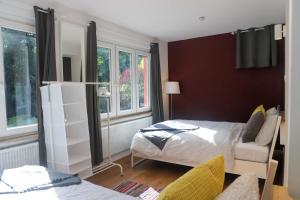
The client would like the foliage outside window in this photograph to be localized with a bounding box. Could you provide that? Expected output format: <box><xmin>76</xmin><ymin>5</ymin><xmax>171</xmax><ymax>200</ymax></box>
<box><xmin>1</xmin><ymin>27</ymin><xmax>37</xmax><ymax>128</ymax></box>
<box><xmin>97</xmin><ymin>47</ymin><xmax>110</xmax><ymax>114</ymax></box>
<box><xmin>137</xmin><ymin>55</ymin><xmax>149</xmax><ymax>109</ymax></box>
<box><xmin>118</xmin><ymin>51</ymin><xmax>132</xmax><ymax>111</ymax></box>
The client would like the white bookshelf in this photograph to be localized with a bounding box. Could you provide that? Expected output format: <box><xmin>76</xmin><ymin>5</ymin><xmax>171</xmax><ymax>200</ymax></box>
<box><xmin>41</xmin><ymin>83</ymin><xmax>92</xmax><ymax>179</ymax></box>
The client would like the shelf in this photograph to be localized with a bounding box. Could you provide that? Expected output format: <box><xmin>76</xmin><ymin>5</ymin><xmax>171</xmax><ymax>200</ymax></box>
<box><xmin>42</xmin><ymin>84</ymin><xmax>92</xmax><ymax>179</ymax></box>
<box><xmin>63</xmin><ymin>104</ymin><xmax>88</xmax><ymax>123</ymax></box>
<box><xmin>67</xmin><ymin>138</ymin><xmax>89</xmax><ymax>146</ymax></box>
<box><xmin>69</xmin><ymin>158</ymin><xmax>91</xmax><ymax>176</ymax></box>
<box><xmin>63</xmin><ymin>102</ymin><xmax>85</xmax><ymax>106</ymax></box>
<box><xmin>79</xmin><ymin>167</ymin><xmax>92</xmax><ymax>179</ymax></box>
<box><xmin>65</xmin><ymin>120</ymin><xmax>88</xmax><ymax>126</ymax></box>
<box><xmin>71</xmin><ymin>166</ymin><xmax>91</xmax><ymax>175</ymax></box>
<box><xmin>69</xmin><ymin>155</ymin><xmax>91</xmax><ymax>166</ymax></box>
<box><xmin>51</xmin><ymin>157</ymin><xmax>91</xmax><ymax>172</ymax></box>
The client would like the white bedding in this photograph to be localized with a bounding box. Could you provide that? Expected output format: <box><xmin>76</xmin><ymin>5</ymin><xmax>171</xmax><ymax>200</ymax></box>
<box><xmin>234</xmin><ymin>137</ymin><xmax>269</xmax><ymax>163</ymax></box>
<box><xmin>131</xmin><ymin>120</ymin><xmax>245</xmax><ymax>169</ymax></box>
<box><xmin>0</xmin><ymin>181</ymin><xmax>137</xmax><ymax>200</ymax></box>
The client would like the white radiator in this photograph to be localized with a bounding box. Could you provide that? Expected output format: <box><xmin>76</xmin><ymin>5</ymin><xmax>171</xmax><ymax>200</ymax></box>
<box><xmin>0</xmin><ymin>142</ymin><xmax>39</xmax><ymax>170</ymax></box>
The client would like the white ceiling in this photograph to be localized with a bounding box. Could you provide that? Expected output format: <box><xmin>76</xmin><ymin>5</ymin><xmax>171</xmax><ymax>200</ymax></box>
<box><xmin>51</xmin><ymin>0</ymin><xmax>286</xmax><ymax>42</ymax></box>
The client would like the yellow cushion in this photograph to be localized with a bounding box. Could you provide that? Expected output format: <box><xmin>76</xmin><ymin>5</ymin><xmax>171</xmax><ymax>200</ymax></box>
<box><xmin>157</xmin><ymin>156</ymin><xmax>225</xmax><ymax>200</ymax></box>
<box><xmin>251</xmin><ymin>105</ymin><xmax>265</xmax><ymax>116</ymax></box>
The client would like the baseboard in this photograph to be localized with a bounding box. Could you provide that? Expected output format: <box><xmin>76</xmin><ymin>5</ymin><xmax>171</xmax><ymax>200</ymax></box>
<box><xmin>112</xmin><ymin>150</ymin><xmax>131</xmax><ymax>161</ymax></box>
<box><xmin>102</xmin><ymin>149</ymin><xmax>131</xmax><ymax>163</ymax></box>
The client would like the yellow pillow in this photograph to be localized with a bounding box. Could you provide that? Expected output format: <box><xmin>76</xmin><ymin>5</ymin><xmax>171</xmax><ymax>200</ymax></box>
<box><xmin>251</xmin><ymin>105</ymin><xmax>265</xmax><ymax>117</ymax></box>
<box><xmin>157</xmin><ymin>156</ymin><xmax>225</xmax><ymax>200</ymax></box>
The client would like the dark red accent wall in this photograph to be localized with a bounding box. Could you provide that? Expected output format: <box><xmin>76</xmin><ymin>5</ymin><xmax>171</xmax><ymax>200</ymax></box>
<box><xmin>168</xmin><ymin>33</ymin><xmax>285</xmax><ymax>122</ymax></box>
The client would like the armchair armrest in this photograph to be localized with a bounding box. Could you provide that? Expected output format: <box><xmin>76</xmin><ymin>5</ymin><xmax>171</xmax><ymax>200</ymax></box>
<box><xmin>215</xmin><ymin>173</ymin><xmax>259</xmax><ymax>200</ymax></box>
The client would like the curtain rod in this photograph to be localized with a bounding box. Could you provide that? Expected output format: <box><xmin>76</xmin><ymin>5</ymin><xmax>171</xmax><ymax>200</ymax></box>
<box><xmin>231</xmin><ymin>27</ymin><xmax>266</xmax><ymax>35</ymax></box>
<box><xmin>43</xmin><ymin>81</ymin><xmax>102</xmax><ymax>85</ymax></box>
<box><xmin>42</xmin><ymin>81</ymin><xmax>114</xmax><ymax>86</ymax></box>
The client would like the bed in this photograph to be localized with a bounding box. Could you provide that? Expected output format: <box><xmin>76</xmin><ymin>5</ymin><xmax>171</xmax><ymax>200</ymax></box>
<box><xmin>0</xmin><ymin>166</ymin><xmax>136</xmax><ymax>200</ymax></box>
<box><xmin>131</xmin><ymin>116</ymin><xmax>281</xmax><ymax>179</ymax></box>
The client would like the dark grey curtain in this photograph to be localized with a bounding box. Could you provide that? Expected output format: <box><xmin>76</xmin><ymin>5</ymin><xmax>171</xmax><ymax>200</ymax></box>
<box><xmin>150</xmin><ymin>43</ymin><xmax>164</xmax><ymax>124</ymax></box>
<box><xmin>34</xmin><ymin>6</ymin><xmax>57</xmax><ymax>166</ymax></box>
<box><xmin>236</xmin><ymin>25</ymin><xmax>277</xmax><ymax>69</ymax></box>
<box><xmin>86</xmin><ymin>21</ymin><xmax>103</xmax><ymax>166</ymax></box>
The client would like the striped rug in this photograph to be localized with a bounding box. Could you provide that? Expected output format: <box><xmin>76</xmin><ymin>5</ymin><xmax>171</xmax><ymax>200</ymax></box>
<box><xmin>113</xmin><ymin>180</ymin><xmax>161</xmax><ymax>197</ymax></box>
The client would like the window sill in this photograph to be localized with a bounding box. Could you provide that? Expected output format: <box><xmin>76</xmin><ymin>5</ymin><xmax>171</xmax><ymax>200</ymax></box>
<box><xmin>100</xmin><ymin>111</ymin><xmax>152</xmax><ymax>127</ymax></box>
<box><xmin>0</xmin><ymin>132</ymin><xmax>38</xmax><ymax>150</ymax></box>
<box><xmin>0</xmin><ymin>112</ymin><xmax>152</xmax><ymax>149</ymax></box>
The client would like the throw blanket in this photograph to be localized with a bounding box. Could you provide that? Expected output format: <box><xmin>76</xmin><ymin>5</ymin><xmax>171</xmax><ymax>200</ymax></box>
<box><xmin>0</xmin><ymin>166</ymin><xmax>81</xmax><ymax>194</ymax></box>
<box><xmin>140</xmin><ymin>121</ymin><xmax>199</xmax><ymax>150</ymax></box>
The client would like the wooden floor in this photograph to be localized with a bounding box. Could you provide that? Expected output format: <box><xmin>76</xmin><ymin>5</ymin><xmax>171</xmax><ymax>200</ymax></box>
<box><xmin>272</xmin><ymin>185</ymin><xmax>294</xmax><ymax>200</ymax></box>
<box><xmin>87</xmin><ymin>156</ymin><xmax>293</xmax><ymax>200</ymax></box>
<box><xmin>87</xmin><ymin>155</ymin><xmax>194</xmax><ymax>190</ymax></box>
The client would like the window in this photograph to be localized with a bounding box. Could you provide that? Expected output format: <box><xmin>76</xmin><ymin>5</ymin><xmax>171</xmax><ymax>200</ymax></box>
<box><xmin>0</xmin><ymin>26</ymin><xmax>37</xmax><ymax>136</ymax></box>
<box><xmin>96</xmin><ymin>43</ymin><xmax>150</xmax><ymax>118</ymax></box>
<box><xmin>96</xmin><ymin>42</ymin><xmax>116</xmax><ymax>117</ymax></box>
<box><xmin>136</xmin><ymin>52</ymin><xmax>150</xmax><ymax>111</ymax></box>
<box><xmin>118</xmin><ymin>49</ymin><xmax>133</xmax><ymax>113</ymax></box>
<box><xmin>97</xmin><ymin>46</ymin><xmax>111</xmax><ymax>114</ymax></box>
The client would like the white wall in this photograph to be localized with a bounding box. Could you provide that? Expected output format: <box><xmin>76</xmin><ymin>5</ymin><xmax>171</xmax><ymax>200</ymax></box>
<box><xmin>70</xmin><ymin>55</ymin><xmax>82</xmax><ymax>82</ymax></box>
<box><xmin>159</xmin><ymin>41</ymin><xmax>169</xmax><ymax>120</ymax></box>
<box><xmin>287</xmin><ymin>0</ymin><xmax>300</xmax><ymax>198</ymax></box>
<box><xmin>62</xmin><ymin>43</ymin><xmax>82</xmax><ymax>82</ymax></box>
<box><xmin>101</xmin><ymin>117</ymin><xmax>152</xmax><ymax>157</ymax></box>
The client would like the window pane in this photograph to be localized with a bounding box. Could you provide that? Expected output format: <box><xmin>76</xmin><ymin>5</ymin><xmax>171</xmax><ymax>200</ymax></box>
<box><xmin>2</xmin><ymin>27</ymin><xmax>37</xmax><ymax>128</ymax></box>
<box><xmin>137</xmin><ymin>55</ymin><xmax>149</xmax><ymax>108</ymax></box>
<box><xmin>97</xmin><ymin>47</ymin><xmax>111</xmax><ymax>114</ymax></box>
<box><xmin>119</xmin><ymin>51</ymin><xmax>132</xmax><ymax>111</ymax></box>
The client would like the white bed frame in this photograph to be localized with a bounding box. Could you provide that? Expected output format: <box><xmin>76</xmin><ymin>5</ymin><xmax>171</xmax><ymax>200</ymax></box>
<box><xmin>131</xmin><ymin>116</ymin><xmax>281</xmax><ymax>179</ymax></box>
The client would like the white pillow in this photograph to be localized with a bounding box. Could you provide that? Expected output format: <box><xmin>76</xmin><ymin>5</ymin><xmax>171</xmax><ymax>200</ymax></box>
<box><xmin>266</xmin><ymin>107</ymin><xmax>278</xmax><ymax>116</ymax></box>
<box><xmin>255</xmin><ymin>114</ymin><xmax>278</xmax><ymax>146</ymax></box>
<box><xmin>215</xmin><ymin>173</ymin><xmax>259</xmax><ymax>200</ymax></box>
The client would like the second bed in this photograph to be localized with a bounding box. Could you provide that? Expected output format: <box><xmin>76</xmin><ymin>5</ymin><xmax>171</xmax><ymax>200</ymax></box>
<box><xmin>131</xmin><ymin>117</ymin><xmax>281</xmax><ymax>179</ymax></box>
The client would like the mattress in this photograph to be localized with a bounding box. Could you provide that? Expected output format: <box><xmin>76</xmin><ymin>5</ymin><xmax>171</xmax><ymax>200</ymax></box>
<box><xmin>234</xmin><ymin>137</ymin><xmax>269</xmax><ymax>163</ymax></box>
<box><xmin>0</xmin><ymin>180</ymin><xmax>137</xmax><ymax>200</ymax></box>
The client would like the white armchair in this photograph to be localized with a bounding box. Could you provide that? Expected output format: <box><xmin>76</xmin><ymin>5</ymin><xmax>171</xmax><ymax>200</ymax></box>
<box><xmin>215</xmin><ymin>160</ymin><xmax>278</xmax><ymax>200</ymax></box>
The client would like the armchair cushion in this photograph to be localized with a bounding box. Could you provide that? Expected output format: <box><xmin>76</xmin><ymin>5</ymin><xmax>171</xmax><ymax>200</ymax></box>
<box><xmin>157</xmin><ymin>156</ymin><xmax>225</xmax><ymax>200</ymax></box>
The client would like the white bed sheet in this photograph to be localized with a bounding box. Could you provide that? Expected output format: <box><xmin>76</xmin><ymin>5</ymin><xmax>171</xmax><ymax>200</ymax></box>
<box><xmin>234</xmin><ymin>137</ymin><xmax>269</xmax><ymax>163</ymax></box>
<box><xmin>131</xmin><ymin>120</ymin><xmax>245</xmax><ymax>169</ymax></box>
<box><xmin>0</xmin><ymin>181</ymin><xmax>137</xmax><ymax>200</ymax></box>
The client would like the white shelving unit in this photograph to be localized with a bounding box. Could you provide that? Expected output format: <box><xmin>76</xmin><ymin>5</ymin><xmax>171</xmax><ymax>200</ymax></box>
<box><xmin>41</xmin><ymin>83</ymin><xmax>92</xmax><ymax>179</ymax></box>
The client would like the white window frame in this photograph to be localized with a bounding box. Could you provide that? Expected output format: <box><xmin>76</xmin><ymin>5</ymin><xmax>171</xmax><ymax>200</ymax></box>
<box><xmin>135</xmin><ymin>51</ymin><xmax>151</xmax><ymax>113</ymax></box>
<box><xmin>97</xmin><ymin>41</ymin><xmax>117</xmax><ymax>118</ymax></box>
<box><xmin>116</xmin><ymin>46</ymin><xmax>136</xmax><ymax>116</ymax></box>
<box><xmin>0</xmin><ymin>19</ymin><xmax>37</xmax><ymax>137</ymax></box>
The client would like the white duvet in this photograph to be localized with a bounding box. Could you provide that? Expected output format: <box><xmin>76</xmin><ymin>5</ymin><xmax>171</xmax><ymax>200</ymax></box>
<box><xmin>131</xmin><ymin>120</ymin><xmax>245</xmax><ymax>169</ymax></box>
<box><xmin>0</xmin><ymin>181</ymin><xmax>137</xmax><ymax>200</ymax></box>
